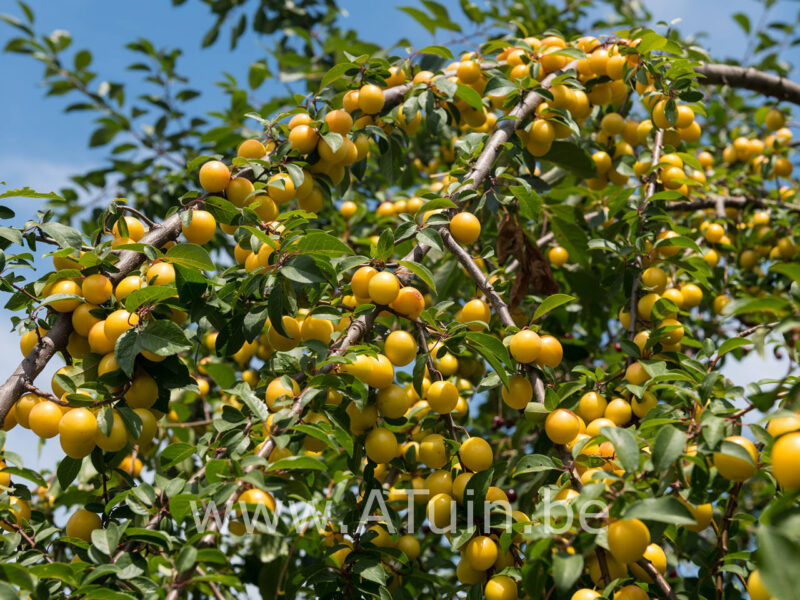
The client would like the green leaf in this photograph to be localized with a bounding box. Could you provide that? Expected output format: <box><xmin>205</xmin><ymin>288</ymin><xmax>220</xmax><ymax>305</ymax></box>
<box><xmin>91</xmin><ymin>522</ymin><xmax>124</xmax><ymax>556</ymax></box>
<box><xmin>533</xmin><ymin>294</ymin><xmax>575</xmax><ymax>321</ymax></box>
<box><xmin>418</xmin><ymin>197</ymin><xmax>457</xmax><ymax>214</ymax></box>
<box><xmin>187</xmin><ymin>155</ymin><xmax>218</xmax><ymax>172</ymax></box>
<box><xmin>653</xmin><ymin>234</ymin><xmax>700</xmax><ymax>255</ymax></box>
<box><xmin>97</xmin><ymin>405</ymin><xmax>113</xmax><ymax>437</ymax></box>
<box><xmin>652</xmin><ymin>425</ymin><xmax>686</xmax><ymax>473</ymax></box>
<box><xmin>417</xmin><ymin>227</ymin><xmax>443</xmax><ymax>252</ymax></box>
<box><xmin>226</xmin><ymin>382</ymin><xmax>269</xmax><ymax>422</ymax></box>
<box><xmin>319</xmin><ymin>62</ymin><xmax>359</xmax><ymax>90</ymax></box>
<box><xmin>282</xmin><ymin>255</ymin><xmax>326</xmax><ymax>284</ymax></box>
<box><xmin>623</xmin><ymin>496</ymin><xmax>695</xmax><ymax>525</ymax></box>
<box><xmin>169</xmin><ymin>494</ymin><xmax>199</xmax><ymax>524</ymax></box>
<box><xmin>732</xmin><ymin>12</ymin><xmax>751</xmax><ymax>34</ymax></box>
<box><xmin>412</xmin><ymin>353</ymin><xmax>427</xmax><ymax>399</ymax></box>
<box><xmin>0</xmin><ymin>226</ymin><xmax>23</xmax><ymax>245</ymax></box>
<box><xmin>417</xmin><ymin>45</ymin><xmax>453</xmax><ymax>59</ymax></box>
<box><xmin>550</xmin><ymin>216</ymin><xmax>588</xmax><ymax>267</ymax></box>
<box><xmin>38</xmin><ymin>221</ymin><xmax>83</xmax><ymax>250</ymax></box>
<box><xmin>0</xmin><ymin>467</ymin><xmax>43</xmax><ymax>493</ymax></box>
<box><xmin>717</xmin><ymin>439</ymin><xmax>756</xmax><ymax>468</ymax></box>
<box><xmin>466</xmin><ymin>332</ymin><xmax>510</xmax><ymax>388</ymax></box>
<box><xmin>267</xmin><ymin>456</ymin><xmax>326</xmax><ymax>471</ymax></box>
<box><xmin>513</xmin><ymin>454</ymin><xmax>556</xmax><ymax>477</ymax></box>
<box><xmin>0</xmin><ymin>187</ymin><xmax>64</xmax><ymax>201</ymax></box>
<box><xmin>320</xmin><ymin>131</ymin><xmax>343</xmax><ymax>154</ymax></box>
<box><xmin>455</xmin><ymin>83</ymin><xmax>484</xmax><ymax>111</ymax></box>
<box><xmin>115</xmin><ymin>320</ymin><xmax>191</xmax><ymax>377</ymax></box>
<box><xmin>717</xmin><ymin>337</ymin><xmax>752</xmax><ymax>358</ymax></box>
<box><xmin>291</xmin><ymin>230</ymin><xmax>354</xmax><ymax>257</ymax></box>
<box><xmin>756</xmin><ymin>526</ymin><xmax>800</xmax><ymax>600</ymax></box>
<box><xmin>248</xmin><ymin>60</ymin><xmax>271</xmax><ymax>89</ymax></box>
<box><xmin>89</xmin><ymin>126</ymin><xmax>117</xmax><ymax>147</ymax></box>
<box><xmin>354</xmin><ymin>559</ymin><xmax>386</xmax><ymax>584</ymax></box>
<box><xmin>551</xmin><ymin>47</ymin><xmax>585</xmax><ymax>60</ymax></box>
<box><xmin>123</xmin><ymin>286</ymin><xmax>177</xmax><ymax>312</ymax></box>
<box><xmin>421</xmin><ymin>0</ymin><xmax>461</xmax><ymax>31</ymax></box>
<box><xmin>175</xmin><ymin>262</ymin><xmax>207</xmax><ymax>304</ymax></box>
<box><xmin>74</xmin><ymin>49</ymin><xmax>91</xmax><ymax>70</ymax></box>
<box><xmin>553</xmin><ymin>553</ymin><xmax>584</xmax><ymax>592</ymax></box>
<box><xmin>57</xmin><ymin>456</ymin><xmax>82</xmax><ymax>489</ymax></box>
<box><xmin>117</xmin><ymin>406</ymin><xmax>142</xmax><ymax>442</ymax></box>
<box><xmin>637</xmin><ymin>32</ymin><xmax>667</xmax><ymax>54</ymax></box>
<box><xmin>123</xmin><ymin>528</ymin><xmax>171</xmax><ymax>550</ymax></box>
<box><xmin>397</xmin><ymin>260</ymin><xmax>437</xmax><ymax>293</ymax></box>
<box><xmin>176</xmin><ymin>545</ymin><xmax>198</xmax><ymax>573</ymax></box>
<box><xmin>599</xmin><ymin>426</ymin><xmax>638</xmax><ymax>472</ymax></box>
<box><xmin>204</xmin><ymin>362</ymin><xmax>236</xmax><ymax>390</ymax></box>
<box><xmin>160</xmin><ymin>442</ymin><xmax>195</xmax><ymax>469</ymax></box>
<box><xmin>0</xmin><ymin>564</ymin><xmax>33</xmax><ymax>591</ymax></box>
<box><xmin>376</xmin><ymin>228</ymin><xmax>394</xmax><ymax>261</ymax></box>
<box><xmin>0</xmin><ymin>582</ymin><xmax>25</xmax><ymax>599</ymax></box>
<box><xmin>730</xmin><ymin>297</ymin><xmax>791</xmax><ymax>317</ymax></box>
<box><xmin>541</xmin><ymin>141</ymin><xmax>595</xmax><ymax>178</ymax></box>
<box><xmin>770</xmin><ymin>262</ymin><xmax>800</xmax><ymax>285</ymax></box>
<box><xmin>29</xmin><ymin>562</ymin><xmax>77</xmax><ymax>585</ymax></box>
<box><xmin>464</xmin><ymin>468</ymin><xmax>493</xmax><ymax>507</ymax></box>
<box><xmin>165</xmin><ymin>243</ymin><xmax>215</xmax><ymax>271</ymax></box>
<box><xmin>398</xmin><ymin>6</ymin><xmax>438</xmax><ymax>34</ymax></box>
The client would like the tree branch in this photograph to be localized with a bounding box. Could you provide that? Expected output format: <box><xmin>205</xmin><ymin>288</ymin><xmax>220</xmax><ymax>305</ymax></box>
<box><xmin>635</xmin><ymin>557</ymin><xmax>679</xmax><ymax>600</ymax></box>
<box><xmin>665</xmin><ymin>194</ymin><xmax>800</xmax><ymax>213</ymax></box>
<box><xmin>697</xmin><ymin>63</ymin><xmax>800</xmax><ymax>106</ymax></box>
<box><xmin>0</xmin><ymin>211</ymin><xmax>185</xmax><ymax>425</ymax></box>
<box><xmin>713</xmin><ymin>483</ymin><xmax>741</xmax><ymax>600</ymax></box>
<box><xmin>456</xmin><ymin>62</ymin><xmax>577</xmax><ymax>199</ymax></box>
<box><xmin>628</xmin><ymin>128</ymin><xmax>664</xmax><ymax>343</ymax></box>
<box><xmin>0</xmin><ymin>311</ymin><xmax>72</xmax><ymax>426</ymax></box>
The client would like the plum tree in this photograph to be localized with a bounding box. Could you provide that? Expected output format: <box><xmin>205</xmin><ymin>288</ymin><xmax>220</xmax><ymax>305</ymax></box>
<box><xmin>1</xmin><ymin>1</ymin><xmax>800</xmax><ymax>599</ymax></box>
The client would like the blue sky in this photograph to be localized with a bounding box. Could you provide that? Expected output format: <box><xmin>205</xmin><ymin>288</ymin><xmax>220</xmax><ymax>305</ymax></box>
<box><xmin>0</xmin><ymin>1</ymin><xmax>796</xmax><ymax>475</ymax></box>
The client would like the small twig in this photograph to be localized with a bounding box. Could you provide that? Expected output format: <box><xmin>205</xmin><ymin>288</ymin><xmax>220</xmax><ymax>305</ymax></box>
<box><xmin>167</xmin><ymin>418</ymin><xmax>213</xmax><ymax>428</ymax></box>
<box><xmin>14</xmin><ymin>524</ymin><xmax>54</xmax><ymax>563</ymax></box>
<box><xmin>557</xmin><ymin>446</ymin><xmax>583</xmax><ymax>490</ymax></box>
<box><xmin>114</xmin><ymin>204</ymin><xmax>157</xmax><ymax>227</ymax></box>
<box><xmin>713</xmin><ymin>483</ymin><xmax>741</xmax><ymax>600</ymax></box>
<box><xmin>32</xmin><ymin>233</ymin><xmax>94</xmax><ymax>252</ymax></box>
<box><xmin>627</xmin><ymin>128</ymin><xmax>664</xmax><ymax>349</ymax></box>
<box><xmin>635</xmin><ymin>558</ymin><xmax>679</xmax><ymax>600</ymax></box>
<box><xmin>197</xmin><ymin>567</ymin><xmax>226</xmax><ymax>600</ymax></box>
<box><xmin>707</xmin><ymin>322</ymin><xmax>778</xmax><ymax>372</ymax></box>
<box><xmin>596</xmin><ymin>548</ymin><xmax>611</xmax><ymax>587</ymax></box>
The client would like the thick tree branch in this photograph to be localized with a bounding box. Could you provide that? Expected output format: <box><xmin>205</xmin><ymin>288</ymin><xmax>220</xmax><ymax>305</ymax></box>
<box><xmin>440</xmin><ymin>228</ymin><xmax>514</xmax><ymax>326</ymax></box>
<box><xmin>382</xmin><ymin>62</ymin><xmax>501</xmax><ymax>110</ymax></box>
<box><xmin>457</xmin><ymin>62</ymin><xmax>578</xmax><ymax>198</ymax></box>
<box><xmin>697</xmin><ymin>63</ymin><xmax>800</xmax><ymax>106</ymax></box>
<box><xmin>0</xmin><ymin>312</ymin><xmax>72</xmax><ymax>426</ymax></box>
<box><xmin>0</xmin><ymin>212</ymin><xmax>185</xmax><ymax>425</ymax></box>
<box><xmin>665</xmin><ymin>194</ymin><xmax>800</xmax><ymax>213</ymax></box>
